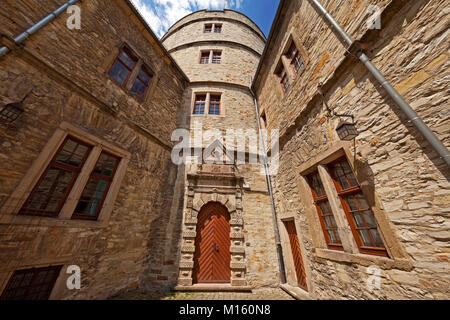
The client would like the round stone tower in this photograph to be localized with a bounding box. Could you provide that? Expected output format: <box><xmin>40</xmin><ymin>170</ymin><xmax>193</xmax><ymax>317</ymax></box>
<box><xmin>162</xmin><ymin>10</ymin><xmax>280</xmax><ymax>290</ymax></box>
<box><xmin>161</xmin><ymin>9</ymin><xmax>266</xmax><ymax>136</ymax></box>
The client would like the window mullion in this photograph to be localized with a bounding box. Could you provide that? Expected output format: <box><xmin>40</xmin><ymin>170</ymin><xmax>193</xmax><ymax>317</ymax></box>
<box><xmin>125</xmin><ymin>59</ymin><xmax>143</xmax><ymax>90</ymax></box>
<box><xmin>58</xmin><ymin>145</ymin><xmax>103</xmax><ymax>220</ymax></box>
<box><xmin>317</xmin><ymin>165</ymin><xmax>359</xmax><ymax>253</ymax></box>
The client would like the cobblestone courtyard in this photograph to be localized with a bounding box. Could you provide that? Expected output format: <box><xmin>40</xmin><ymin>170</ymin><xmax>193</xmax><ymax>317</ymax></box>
<box><xmin>110</xmin><ymin>288</ymin><xmax>295</xmax><ymax>300</ymax></box>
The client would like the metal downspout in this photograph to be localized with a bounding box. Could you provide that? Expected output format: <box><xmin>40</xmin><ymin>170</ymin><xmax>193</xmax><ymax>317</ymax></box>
<box><xmin>249</xmin><ymin>80</ymin><xmax>287</xmax><ymax>284</ymax></box>
<box><xmin>0</xmin><ymin>0</ymin><xmax>82</xmax><ymax>58</ymax></box>
<box><xmin>308</xmin><ymin>0</ymin><xmax>450</xmax><ymax>168</ymax></box>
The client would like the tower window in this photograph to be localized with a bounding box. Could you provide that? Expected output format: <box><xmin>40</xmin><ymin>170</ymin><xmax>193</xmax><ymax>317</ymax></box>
<box><xmin>212</xmin><ymin>51</ymin><xmax>222</xmax><ymax>64</ymax></box>
<box><xmin>109</xmin><ymin>47</ymin><xmax>137</xmax><ymax>85</ymax></box>
<box><xmin>194</xmin><ymin>94</ymin><xmax>207</xmax><ymax>114</ymax></box>
<box><xmin>200</xmin><ymin>51</ymin><xmax>210</xmax><ymax>64</ymax></box>
<box><xmin>204</xmin><ymin>24</ymin><xmax>212</xmax><ymax>33</ymax></box>
<box><xmin>0</xmin><ymin>266</ymin><xmax>62</xmax><ymax>300</ymax></box>
<box><xmin>214</xmin><ymin>24</ymin><xmax>222</xmax><ymax>33</ymax></box>
<box><xmin>209</xmin><ymin>95</ymin><xmax>221</xmax><ymax>115</ymax></box>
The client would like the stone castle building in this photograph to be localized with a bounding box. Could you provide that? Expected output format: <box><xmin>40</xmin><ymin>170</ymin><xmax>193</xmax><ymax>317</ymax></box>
<box><xmin>0</xmin><ymin>0</ymin><xmax>448</xmax><ymax>300</ymax></box>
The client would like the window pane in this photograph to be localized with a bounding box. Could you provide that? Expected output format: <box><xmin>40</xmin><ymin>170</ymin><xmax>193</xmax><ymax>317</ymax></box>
<box><xmin>93</xmin><ymin>153</ymin><xmax>119</xmax><ymax>177</ymax></box>
<box><xmin>358</xmin><ymin>229</ymin><xmax>372</xmax><ymax>247</ymax></box>
<box><xmin>131</xmin><ymin>78</ymin><xmax>147</xmax><ymax>97</ymax></box>
<box><xmin>118</xmin><ymin>50</ymin><xmax>136</xmax><ymax>69</ymax></box>
<box><xmin>75</xmin><ymin>178</ymin><xmax>107</xmax><ymax>216</ymax></box>
<box><xmin>73</xmin><ymin>152</ymin><xmax>119</xmax><ymax>219</ymax></box>
<box><xmin>370</xmin><ymin>229</ymin><xmax>385</xmax><ymax>248</ymax></box>
<box><xmin>194</xmin><ymin>95</ymin><xmax>206</xmax><ymax>114</ymax></box>
<box><xmin>22</xmin><ymin>168</ymin><xmax>74</xmax><ymax>214</ymax></box>
<box><xmin>109</xmin><ymin>60</ymin><xmax>131</xmax><ymax>85</ymax></box>
<box><xmin>55</xmin><ymin>139</ymin><xmax>90</xmax><ymax>167</ymax></box>
<box><xmin>138</xmin><ymin>69</ymin><xmax>151</xmax><ymax>84</ymax></box>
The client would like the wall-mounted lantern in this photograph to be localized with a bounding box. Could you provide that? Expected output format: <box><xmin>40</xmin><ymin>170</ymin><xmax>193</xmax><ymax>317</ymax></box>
<box><xmin>317</xmin><ymin>82</ymin><xmax>359</xmax><ymax>141</ymax></box>
<box><xmin>336</xmin><ymin>119</ymin><xmax>358</xmax><ymax>141</ymax></box>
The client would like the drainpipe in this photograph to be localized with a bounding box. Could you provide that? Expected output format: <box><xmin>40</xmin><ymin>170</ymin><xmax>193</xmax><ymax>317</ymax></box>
<box><xmin>308</xmin><ymin>0</ymin><xmax>450</xmax><ymax>168</ymax></box>
<box><xmin>0</xmin><ymin>0</ymin><xmax>82</xmax><ymax>58</ymax></box>
<box><xmin>249</xmin><ymin>79</ymin><xmax>287</xmax><ymax>284</ymax></box>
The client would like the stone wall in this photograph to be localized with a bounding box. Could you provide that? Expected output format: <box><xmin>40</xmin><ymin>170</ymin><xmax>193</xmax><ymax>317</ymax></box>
<box><xmin>254</xmin><ymin>0</ymin><xmax>449</xmax><ymax>299</ymax></box>
<box><xmin>0</xmin><ymin>0</ymin><xmax>187</xmax><ymax>299</ymax></box>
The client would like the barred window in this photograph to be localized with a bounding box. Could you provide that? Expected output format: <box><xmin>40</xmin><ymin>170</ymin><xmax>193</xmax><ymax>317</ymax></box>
<box><xmin>0</xmin><ymin>266</ymin><xmax>62</xmax><ymax>300</ymax></box>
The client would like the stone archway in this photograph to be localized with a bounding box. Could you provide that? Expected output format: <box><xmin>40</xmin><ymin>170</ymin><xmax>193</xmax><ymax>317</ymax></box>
<box><xmin>177</xmin><ymin>181</ymin><xmax>247</xmax><ymax>288</ymax></box>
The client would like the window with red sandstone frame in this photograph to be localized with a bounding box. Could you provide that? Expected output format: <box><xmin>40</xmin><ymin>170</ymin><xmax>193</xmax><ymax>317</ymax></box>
<box><xmin>72</xmin><ymin>152</ymin><xmax>120</xmax><ymax>220</ymax></box>
<box><xmin>19</xmin><ymin>137</ymin><xmax>92</xmax><ymax>217</ymax></box>
<box><xmin>328</xmin><ymin>157</ymin><xmax>387</xmax><ymax>257</ymax></box>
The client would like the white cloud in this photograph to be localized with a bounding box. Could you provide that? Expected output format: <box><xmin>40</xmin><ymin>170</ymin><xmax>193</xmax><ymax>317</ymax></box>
<box><xmin>130</xmin><ymin>0</ymin><xmax>245</xmax><ymax>38</ymax></box>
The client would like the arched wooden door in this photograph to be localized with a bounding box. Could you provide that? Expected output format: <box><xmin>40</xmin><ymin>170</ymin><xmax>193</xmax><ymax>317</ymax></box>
<box><xmin>193</xmin><ymin>202</ymin><xmax>231</xmax><ymax>284</ymax></box>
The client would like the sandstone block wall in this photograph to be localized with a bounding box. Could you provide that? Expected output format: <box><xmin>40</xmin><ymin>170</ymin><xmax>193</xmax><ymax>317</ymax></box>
<box><xmin>0</xmin><ymin>0</ymin><xmax>187</xmax><ymax>299</ymax></box>
<box><xmin>254</xmin><ymin>0</ymin><xmax>449</xmax><ymax>299</ymax></box>
<box><xmin>162</xmin><ymin>10</ymin><xmax>280</xmax><ymax>289</ymax></box>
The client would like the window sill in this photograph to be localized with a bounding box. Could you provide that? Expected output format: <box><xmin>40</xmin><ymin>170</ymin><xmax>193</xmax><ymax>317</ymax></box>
<box><xmin>280</xmin><ymin>283</ymin><xmax>311</xmax><ymax>300</ymax></box>
<box><xmin>313</xmin><ymin>248</ymin><xmax>413</xmax><ymax>271</ymax></box>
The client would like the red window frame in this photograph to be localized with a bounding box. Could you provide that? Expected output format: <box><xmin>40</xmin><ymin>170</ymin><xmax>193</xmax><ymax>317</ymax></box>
<box><xmin>307</xmin><ymin>172</ymin><xmax>343</xmax><ymax>250</ymax></box>
<box><xmin>212</xmin><ymin>51</ymin><xmax>222</xmax><ymax>64</ymax></box>
<box><xmin>204</xmin><ymin>24</ymin><xmax>212</xmax><ymax>33</ymax></box>
<box><xmin>209</xmin><ymin>95</ymin><xmax>221</xmax><ymax>115</ymax></box>
<box><xmin>328</xmin><ymin>157</ymin><xmax>388</xmax><ymax>257</ymax></box>
<box><xmin>19</xmin><ymin>136</ymin><xmax>92</xmax><ymax>217</ymax></box>
<box><xmin>0</xmin><ymin>265</ymin><xmax>62</xmax><ymax>300</ymax></box>
<box><xmin>72</xmin><ymin>151</ymin><xmax>121</xmax><ymax>221</ymax></box>
<box><xmin>193</xmin><ymin>94</ymin><xmax>207</xmax><ymax>114</ymax></box>
<box><xmin>200</xmin><ymin>51</ymin><xmax>210</xmax><ymax>64</ymax></box>
<box><xmin>131</xmin><ymin>66</ymin><xmax>153</xmax><ymax>100</ymax></box>
<box><xmin>109</xmin><ymin>47</ymin><xmax>138</xmax><ymax>86</ymax></box>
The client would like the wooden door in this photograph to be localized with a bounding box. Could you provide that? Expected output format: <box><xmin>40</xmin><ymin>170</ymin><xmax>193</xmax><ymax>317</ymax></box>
<box><xmin>193</xmin><ymin>202</ymin><xmax>231</xmax><ymax>283</ymax></box>
<box><xmin>285</xmin><ymin>220</ymin><xmax>308</xmax><ymax>291</ymax></box>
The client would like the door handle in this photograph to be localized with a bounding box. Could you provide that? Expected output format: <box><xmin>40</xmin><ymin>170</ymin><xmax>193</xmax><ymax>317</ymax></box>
<box><xmin>213</xmin><ymin>243</ymin><xmax>219</xmax><ymax>253</ymax></box>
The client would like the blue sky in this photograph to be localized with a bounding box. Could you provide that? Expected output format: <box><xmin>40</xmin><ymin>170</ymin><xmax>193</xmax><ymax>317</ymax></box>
<box><xmin>130</xmin><ymin>0</ymin><xmax>280</xmax><ymax>38</ymax></box>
